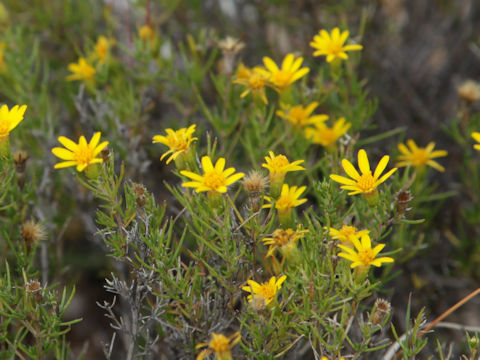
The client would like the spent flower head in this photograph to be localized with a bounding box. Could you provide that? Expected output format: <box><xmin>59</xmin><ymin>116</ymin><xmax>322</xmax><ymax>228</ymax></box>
<box><xmin>242</xmin><ymin>275</ymin><xmax>286</xmax><ymax>308</ymax></box>
<box><xmin>152</xmin><ymin>125</ymin><xmax>198</xmax><ymax>164</ymax></box>
<box><xmin>310</xmin><ymin>27</ymin><xmax>363</xmax><ymax>63</ymax></box>
<box><xmin>337</xmin><ymin>233</ymin><xmax>394</xmax><ymax>269</ymax></box>
<box><xmin>257</xmin><ymin>53</ymin><xmax>309</xmax><ymax>92</ymax></box>
<box><xmin>330</xmin><ymin>149</ymin><xmax>397</xmax><ymax>197</ymax></box>
<box><xmin>51</xmin><ymin>132</ymin><xmax>109</xmax><ymax>172</ymax></box>
<box><xmin>396</xmin><ymin>139</ymin><xmax>447</xmax><ymax>172</ymax></box>
<box><xmin>66</xmin><ymin>57</ymin><xmax>96</xmax><ymax>83</ymax></box>
<box><xmin>458</xmin><ymin>80</ymin><xmax>480</xmax><ymax>104</ymax></box>
<box><xmin>304</xmin><ymin>117</ymin><xmax>351</xmax><ymax>149</ymax></box>
<box><xmin>263</xmin><ymin>227</ymin><xmax>307</xmax><ymax>257</ymax></box>
<box><xmin>196</xmin><ymin>332</ymin><xmax>241</xmax><ymax>360</ymax></box>
<box><xmin>180</xmin><ymin>156</ymin><xmax>244</xmax><ymax>193</ymax></box>
<box><xmin>276</xmin><ymin>102</ymin><xmax>328</xmax><ymax>127</ymax></box>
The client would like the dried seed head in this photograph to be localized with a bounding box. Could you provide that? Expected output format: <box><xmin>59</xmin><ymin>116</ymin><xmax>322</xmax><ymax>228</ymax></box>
<box><xmin>395</xmin><ymin>190</ymin><xmax>413</xmax><ymax>216</ymax></box>
<box><xmin>458</xmin><ymin>80</ymin><xmax>480</xmax><ymax>104</ymax></box>
<box><xmin>243</xmin><ymin>170</ymin><xmax>268</xmax><ymax>212</ymax></box>
<box><xmin>21</xmin><ymin>220</ymin><xmax>46</xmax><ymax>246</ymax></box>
<box><xmin>131</xmin><ymin>182</ymin><xmax>148</xmax><ymax>207</ymax></box>
<box><xmin>13</xmin><ymin>150</ymin><xmax>28</xmax><ymax>172</ymax></box>
<box><xmin>250</xmin><ymin>295</ymin><xmax>267</xmax><ymax>311</ymax></box>
<box><xmin>25</xmin><ymin>279</ymin><xmax>41</xmax><ymax>293</ymax></box>
<box><xmin>371</xmin><ymin>298</ymin><xmax>391</xmax><ymax>325</ymax></box>
<box><xmin>217</xmin><ymin>36</ymin><xmax>245</xmax><ymax>55</ymax></box>
<box><xmin>101</xmin><ymin>147</ymin><xmax>110</xmax><ymax>162</ymax></box>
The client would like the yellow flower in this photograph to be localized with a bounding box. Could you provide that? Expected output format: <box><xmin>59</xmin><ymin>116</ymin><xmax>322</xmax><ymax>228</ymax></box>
<box><xmin>152</xmin><ymin>125</ymin><xmax>198</xmax><ymax>164</ymax></box>
<box><xmin>51</xmin><ymin>132</ymin><xmax>109</xmax><ymax>172</ymax></box>
<box><xmin>310</xmin><ymin>27</ymin><xmax>363</xmax><ymax>63</ymax></box>
<box><xmin>263</xmin><ymin>227</ymin><xmax>307</xmax><ymax>257</ymax></box>
<box><xmin>66</xmin><ymin>57</ymin><xmax>96</xmax><ymax>83</ymax></box>
<box><xmin>0</xmin><ymin>104</ymin><xmax>27</xmax><ymax>138</ymax></box>
<box><xmin>328</xmin><ymin>225</ymin><xmax>369</xmax><ymax>246</ymax></box>
<box><xmin>472</xmin><ymin>132</ymin><xmax>480</xmax><ymax>151</ymax></box>
<box><xmin>94</xmin><ymin>36</ymin><xmax>110</xmax><ymax>64</ymax></box>
<box><xmin>257</xmin><ymin>53</ymin><xmax>310</xmax><ymax>91</ymax></box>
<box><xmin>304</xmin><ymin>117</ymin><xmax>351</xmax><ymax>148</ymax></box>
<box><xmin>262</xmin><ymin>151</ymin><xmax>305</xmax><ymax>181</ymax></box>
<box><xmin>276</xmin><ymin>102</ymin><xmax>328</xmax><ymax>127</ymax></box>
<box><xmin>263</xmin><ymin>184</ymin><xmax>307</xmax><ymax>215</ymax></box>
<box><xmin>139</xmin><ymin>24</ymin><xmax>155</xmax><ymax>42</ymax></box>
<box><xmin>396</xmin><ymin>139</ymin><xmax>447</xmax><ymax>172</ymax></box>
<box><xmin>330</xmin><ymin>149</ymin><xmax>397</xmax><ymax>196</ymax></box>
<box><xmin>180</xmin><ymin>156</ymin><xmax>244</xmax><ymax>193</ymax></box>
<box><xmin>337</xmin><ymin>233</ymin><xmax>394</xmax><ymax>268</ymax></box>
<box><xmin>234</xmin><ymin>65</ymin><xmax>269</xmax><ymax>104</ymax></box>
<box><xmin>196</xmin><ymin>332</ymin><xmax>241</xmax><ymax>360</ymax></box>
<box><xmin>242</xmin><ymin>275</ymin><xmax>286</xmax><ymax>307</ymax></box>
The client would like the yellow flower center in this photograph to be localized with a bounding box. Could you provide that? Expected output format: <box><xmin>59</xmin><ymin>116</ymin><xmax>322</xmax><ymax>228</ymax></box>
<box><xmin>257</xmin><ymin>283</ymin><xmax>276</xmax><ymax>302</ymax></box>
<box><xmin>204</xmin><ymin>170</ymin><xmax>226</xmax><ymax>190</ymax></box>
<box><xmin>357</xmin><ymin>248</ymin><xmax>375</xmax><ymax>265</ymax></box>
<box><xmin>270</xmin><ymin>155</ymin><xmax>289</xmax><ymax>170</ymax></box>
<box><xmin>272</xmin><ymin>71</ymin><xmax>292</xmax><ymax>88</ymax></box>
<box><xmin>288</xmin><ymin>107</ymin><xmax>307</xmax><ymax>125</ymax></box>
<box><xmin>357</xmin><ymin>172</ymin><xmax>376</xmax><ymax>192</ymax></box>
<box><xmin>318</xmin><ymin>128</ymin><xmax>335</xmax><ymax>145</ymax></box>
<box><xmin>409</xmin><ymin>149</ymin><xmax>429</xmax><ymax>166</ymax></box>
<box><xmin>248</xmin><ymin>74</ymin><xmax>266</xmax><ymax>89</ymax></box>
<box><xmin>167</xmin><ymin>133</ymin><xmax>189</xmax><ymax>151</ymax></box>
<box><xmin>209</xmin><ymin>334</ymin><xmax>230</xmax><ymax>353</ymax></box>
<box><xmin>276</xmin><ymin>196</ymin><xmax>294</xmax><ymax>212</ymax></box>
<box><xmin>75</xmin><ymin>144</ymin><xmax>95</xmax><ymax>164</ymax></box>
<box><xmin>327</xmin><ymin>41</ymin><xmax>343</xmax><ymax>55</ymax></box>
<box><xmin>340</xmin><ymin>226</ymin><xmax>356</xmax><ymax>239</ymax></box>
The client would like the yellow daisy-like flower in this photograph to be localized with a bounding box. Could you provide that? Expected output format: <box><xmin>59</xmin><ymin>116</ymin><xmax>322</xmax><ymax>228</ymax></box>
<box><xmin>263</xmin><ymin>227</ymin><xmax>307</xmax><ymax>257</ymax></box>
<box><xmin>0</xmin><ymin>104</ymin><xmax>27</xmax><ymax>138</ymax></box>
<box><xmin>329</xmin><ymin>225</ymin><xmax>369</xmax><ymax>247</ymax></box>
<box><xmin>472</xmin><ymin>132</ymin><xmax>480</xmax><ymax>151</ymax></box>
<box><xmin>94</xmin><ymin>36</ymin><xmax>110</xmax><ymax>64</ymax></box>
<box><xmin>233</xmin><ymin>65</ymin><xmax>269</xmax><ymax>104</ymax></box>
<box><xmin>66</xmin><ymin>57</ymin><xmax>96</xmax><ymax>83</ymax></box>
<box><xmin>396</xmin><ymin>139</ymin><xmax>448</xmax><ymax>172</ymax></box>
<box><xmin>51</xmin><ymin>132</ymin><xmax>109</xmax><ymax>172</ymax></box>
<box><xmin>310</xmin><ymin>27</ymin><xmax>363</xmax><ymax>63</ymax></box>
<box><xmin>330</xmin><ymin>149</ymin><xmax>397</xmax><ymax>196</ymax></box>
<box><xmin>196</xmin><ymin>332</ymin><xmax>241</xmax><ymax>360</ymax></box>
<box><xmin>276</xmin><ymin>102</ymin><xmax>328</xmax><ymax>127</ymax></box>
<box><xmin>152</xmin><ymin>125</ymin><xmax>198</xmax><ymax>164</ymax></box>
<box><xmin>263</xmin><ymin>184</ymin><xmax>307</xmax><ymax>215</ymax></box>
<box><xmin>337</xmin><ymin>233</ymin><xmax>394</xmax><ymax>268</ymax></box>
<box><xmin>242</xmin><ymin>275</ymin><xmax>287</xmax><ymax>307</ymax></box>
<box><xmin>180</xmin><ymin>156</ymin><xmax>244</xmax><ymax>193</ymax></box>
<box><xmin>304</xmin><ymin>117</ymin><xmax>351</xmax><ymax>149</ymax></box>
<box><xmin>257</xmin><ymin>53</ymin><xmax>310</xmax><ymax>92</ymax></box>
<box><xmin>262</xmin><ymin>151</ymin><xmax>305</xmax><ymax>180</ymax></box>
<box><xmin>139</xmin><ymin>24</ymin><xmax>155</xmax><ymax>42</ymax></box>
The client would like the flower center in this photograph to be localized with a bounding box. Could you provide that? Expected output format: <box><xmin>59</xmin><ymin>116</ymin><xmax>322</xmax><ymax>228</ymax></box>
<box><xmin>328</xmin><ymin>41</ymin><xmax>343</xmax><ymax>55</ymax></box>
<box><xmin>273</xmin><ymin>229</ymin><xmax>295</xmax><ymax>246</ymax></box>
<box><xmin>74</xmin><ymin>144</ymin><xmax>95</xmax><ymax>164</ymax></box>
<box><xmin>167</xmin><ymin>134</ymin><xmax>188</xmax><ymax>151</ymax></box>
<box><xmin>209</xmin><ymin>335</ymin><xmax>230</xmax><ymax>353</ymax></box>
<box><xmin>272</xmin><ymin>71</ymin><xmax>292</xmax><ymax>87</ymax></box>
<box><xmin>319</xmin><ymin>129</ymin><xmax>335</xmax><ymax>145</ymax></box>
<box><xmin>249</xmin><ymin>74</ymin><xmax>266</xmax><ymax>89</ymax></box>
<box><xmin>270</xmin><ymin>155</ymin><xmax>289</xmax><ymax>170</ymax></box>
<box><xmin>358</xmin><ymin>249</ymin><xmax>375</xmax><ymax>265</ymax></box>
<box><xmin>258</xmin><ymin>283</ymin><xmax>276</xmax><ymax>302</ymax></box>
<box><xmin>288</xmin><ymin>107</ymin><xmax>307</xmax><ymax>124</ymax></box>
<box><xmin>357</xmin><ymin>172</ymin><xmax>376</xmax><ymax>192</ymax></box>
<box><xmin>411</xmin><ymin>149</ymin><xmax>429</xmax><ymax>166</ymax></box>
<box><xmin>276</xmin><ymin>196</ymin><xmax>294</xmax><ymax>211</ymax></box>
<box><xmin>204</xmin><ymin>170</ymin><xmax>226</xmax><ymax>190</ymax></box>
